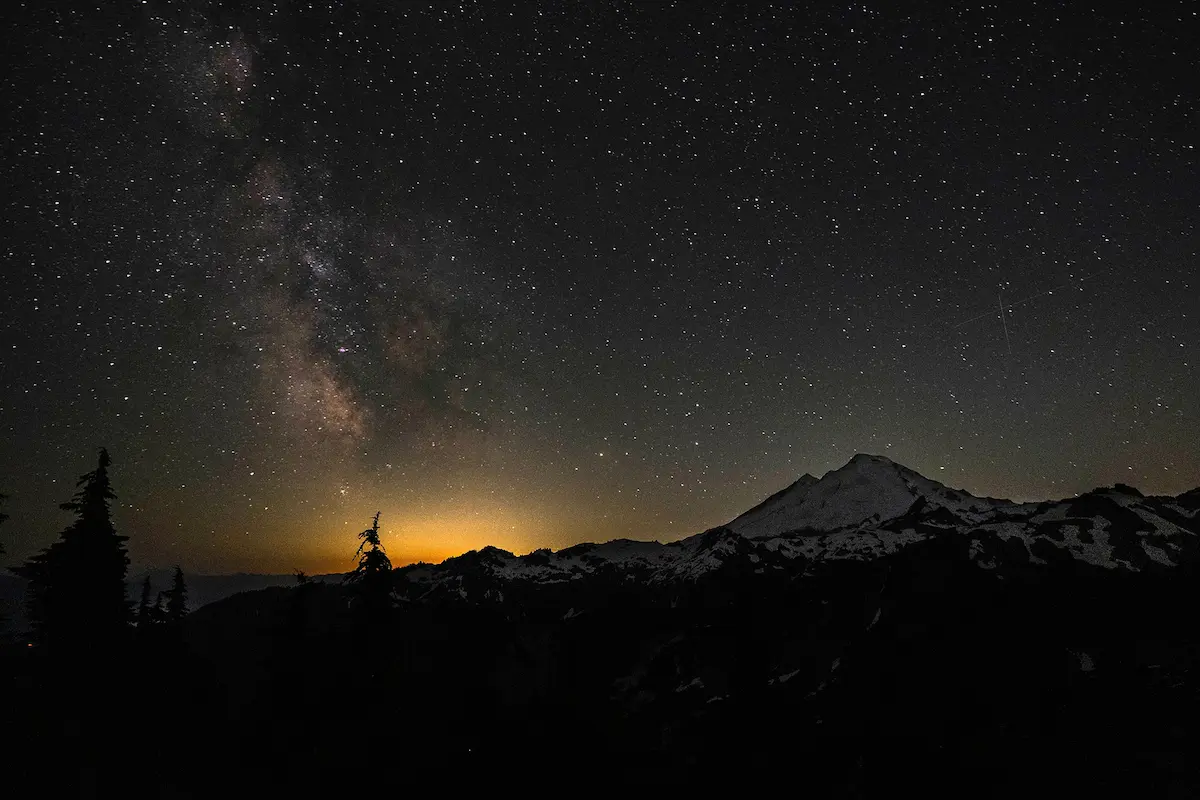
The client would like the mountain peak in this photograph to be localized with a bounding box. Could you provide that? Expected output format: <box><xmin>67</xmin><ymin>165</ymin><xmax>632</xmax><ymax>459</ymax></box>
<box><xmin>849</xmin><ymin>452</ymin><xmax>896</xmax><ymax>464</ymax></box>
<box><xmin>842</xmin><ymin>452</ymin><xmax>929</xmax><ymax>473</ymax></box>
<box><xmin>838</xmin><ymin>453</ymin><xmax>907</xmax><ymax>476</ymax></box>
<box><xmin>728</xmin><ymin>454</ymin><xmax>999</xmax><ymax>538</ymax></box>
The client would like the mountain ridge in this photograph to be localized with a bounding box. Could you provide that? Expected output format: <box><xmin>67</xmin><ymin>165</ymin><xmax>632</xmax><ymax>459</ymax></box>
<box><xmin>394</xmin><ymin>455</ymin><xmax>1200</xmax><ymax>603</ymax></box>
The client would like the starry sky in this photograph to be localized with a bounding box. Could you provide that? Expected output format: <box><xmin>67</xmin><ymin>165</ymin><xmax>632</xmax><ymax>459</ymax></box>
<box><xmin>2</xmin><ymin>1</ymin><xmax>1196</xmax><ymax>574</ymax></box>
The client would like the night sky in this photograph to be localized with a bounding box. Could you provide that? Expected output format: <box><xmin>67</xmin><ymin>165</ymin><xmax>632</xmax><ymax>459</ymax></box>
<box><xmin>2</xmin><ymin>2</ymin><xmax>1196</xmax><ymax>574</ymax></box>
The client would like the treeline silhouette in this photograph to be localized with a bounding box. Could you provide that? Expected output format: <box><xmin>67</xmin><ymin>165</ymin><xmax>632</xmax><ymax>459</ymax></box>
<box><xmin>0</xmin><ymin>449</ymin><xmax>434</xmax><ymax>797</ymax></box>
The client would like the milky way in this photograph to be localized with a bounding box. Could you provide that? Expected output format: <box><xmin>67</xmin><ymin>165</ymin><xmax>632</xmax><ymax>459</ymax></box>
<box><xmin>2</xmin><ymin>2</ymin><xmax>1196</xmax><ymax>572</ymax></box>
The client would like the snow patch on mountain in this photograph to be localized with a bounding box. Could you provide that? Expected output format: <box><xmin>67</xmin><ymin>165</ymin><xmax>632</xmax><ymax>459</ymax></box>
<box><xmin>759</xmin><ymin>527</ymin><xmax>928</xmax><ymax>562</ymax></box>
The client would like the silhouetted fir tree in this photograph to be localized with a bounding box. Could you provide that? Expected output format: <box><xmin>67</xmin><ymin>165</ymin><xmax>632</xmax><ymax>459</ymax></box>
<box><xmin>344</xmin><ymin>511</ymin><xmax>395</xmax><ymax>630</ymax></box>
<box><xmin>152</xmin><ymin>591</ymin><xmax>167</xmax><ymax>625</ymax></box>
<box><xmin>0</xmin><ymin>494</ymin><xmax>7</xmax><ymax>630</ymax></box>
<box><xmin>0</xmin><ymin>493</ymin><xmax>7</xmax><ymax>572</ymax></box>
<box><xmin>166</xmin><ymin>565</ymin><xmax>188</xmax><ymax>622</ymax></box>
<box><xmin>137</xmin><ymin>575</ymin><xmax>154</xmax><ymax>629</ymax></box>
<box><xmin>14</xmin><ymin>448</ymin><xmax>130</xmax><ymax>651</ymax></box>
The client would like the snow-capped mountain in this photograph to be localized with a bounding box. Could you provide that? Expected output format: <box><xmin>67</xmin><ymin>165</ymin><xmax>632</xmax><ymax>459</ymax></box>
<box><xmin>394</xmin><ymin>455</ymin><xmax>1200</xmax><ymax>604</ymax></box>
<box><xmin>182</xmin><ymin>456</ymin><xmax>1200</xmax><ymax>792</ymax></box>
<box><xmin>727</xmin><ymin>453</ymin><xmax>1008</xmax><ymax>537</ymax></box>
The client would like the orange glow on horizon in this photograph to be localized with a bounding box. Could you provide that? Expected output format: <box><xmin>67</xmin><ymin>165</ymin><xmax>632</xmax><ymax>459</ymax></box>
<box><xmin>300</xmin><ymin>501</ymin><xmax>558</xmax><ymax>575</ymax></box>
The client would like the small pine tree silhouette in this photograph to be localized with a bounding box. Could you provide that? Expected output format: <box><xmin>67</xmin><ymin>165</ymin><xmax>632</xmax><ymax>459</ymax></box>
<box><xmin>137</xmin><ymin>575</ymin><xmax>154</xmax><ymax>629</ymax></box>
<box><xmin>166</xmin><ymin>565</ymin><xmax>188</xmax><ymax>622</ymax></box>
<box><xmin>151</xmin><ymin>591</ymin><xmax>167</xmax><ymax>625</ymax></box>
<box><xmin>0</xmin><ymin>492</ymin><xmax>7</xmax><ymax>558</ymax></box>
<box><xmin>0</xmin><ymin>495</ymin><xmax>7</xmax><ymax>630</ymax></box>
<box><xmin>14</xmin><ymin>449</ymin><xmax>130</xmax><ymax>650</ymax></box>
<box><xmin>344</xmin><ymin>512</ymin><xmax>393</xmax><ymax>616</ymax></box>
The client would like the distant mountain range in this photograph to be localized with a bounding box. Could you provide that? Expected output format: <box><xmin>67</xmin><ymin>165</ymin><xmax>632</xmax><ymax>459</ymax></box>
<box><xmin>397</xmin><ymin>453</ymin><xmax>1200</xmax><ymax>601</ymax></box>
<box><xmin>0</xmin><ymin>569</ymin><xmax>342</xmax><ymax>636</ymax></box>
<box><xmin>123</xmin><ymin>569</ymin><xmax>344</xmax><ymax>610</ymax></box>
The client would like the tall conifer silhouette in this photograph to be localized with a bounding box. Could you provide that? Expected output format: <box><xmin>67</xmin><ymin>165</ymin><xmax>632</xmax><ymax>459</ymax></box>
<box><xmin>0</xmin><ymin>493</ymin><xmax>7</xmax><ymax>573</ymax></box>
<box><xmin>166</xmin><ymin>565</ymin><xmax>188</xmax><ymax>622</ymax></box>
<box><xmin>152</xmin><ymin>591</ymin><xmax>167</xmax><ymax>625</ymax></box>
<box><xmin>15</xmin><ymin>449</ymin><xmax>130</xmax><ymax>650</ymax></box>
<box><xmin>137</xmin><ymin>575</ymin><xmax>154</xmax><ymax>629</ymax></box>
<box><xmin>0</xmin><ymin>494</ymin><xmax>7</xmax><ymax>630</ymax></box>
